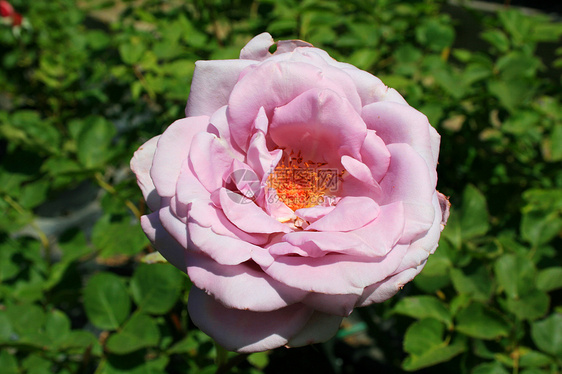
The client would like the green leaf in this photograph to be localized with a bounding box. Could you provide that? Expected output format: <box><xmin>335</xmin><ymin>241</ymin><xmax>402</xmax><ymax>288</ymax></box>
<box><xmin>0</xmin><ymin>311</ymin><xmax>14</xmax><ymax>342</ymax></box>
<box><xmin>521</xmin><ymin>210</ymin><xmax>562</xmax><ymax>247</ymax></box>
<box><xmin>5</xmin><ymin>303</ymin><xmax>46</xmax><ymax>335</ymax></box>
<box><xmin>248</xmin><ymin>352</ymin><xmax>269</xmax><ymax>369</ymax></box>
<box><xmin>536</xmin><ymin>267</ymin><xmax>562</xmax><ymax>292</ymax></box>
<box><xmin>105</xmin><ymin>313</ymin><xmax>160</xmax><ymax>354</ymax></box>
<box><xmin>443</xmin><ymin>185</ymin><xmax>489</xmax><ymax>247</ymax></box>
<box><xmin>494</xmin><ymin>254</ymin><xmax>536</xmax><ymax>299</ymax></box>
<box><xmin>402</xmin><ymin>319</ymin><xmax>465</xmax><ymax>371</ymax></box>
<box><xmin>450</xmin><ymin>265</ymin><xmax>493</xmax><ymax>302</ymax></box>
<box><xmin>393</xmin><ymin>296</ymin><xmax>452</xmax><ymax>328</ymax></box>
<box><xmin>455</xmin><ymin>303</ymin><xmax>510</xmax><ymax>340</ymax></box>
<box><xmin>72</xmin><ymin>116</ymin><xmax>117</xmax><ymax>169</ymax></box>
<box><xmin>105</xmin><ymin>351</ymin><xmax>168</xmax><ymax>374</ymax></box>
<box><xmin>0</xmin><ymin>350</ymin><xmax>18</xmax><ymax>374</ymax></box>
<box><xmin>119</xmin><ymin>37</ymin><xmax>146</xmax><ymax>65</ymax></box>
<box><xmin>45</xmin><ymin>309</ymin><xmax>71</xmax><ymax>347</ymax></box>
<box><xmin>472</xmin><ymin>361</ymin><xmax>509</xmax><ymax>374</ymax></box>
<box><xmin>83</xmin><ymin>272</ymin><xmax>131</xmax><ymax>330</ymax></box>
<box><xmin>130</xmin><ymin>263</ymin><xmax>184</xmax><ymax>314</ymax></box>
<box><xmin>518</xmin><ymin>348</ymin><xmax>554</xmax><ymax>368</ymax></box>
<box><xmin>505</xmin><ymin>291</ymin><xmax>549</xmax><ymax>321</ymax></box>
<box><xmin>92</xmin><ymin>214</ymin><xmax>149</xmax><ymax>258</ymax></box>
<box><xmin>480</xmin><ymin>30</ymin><xmax>510</xmax><ymax>53</ymax></box>
<box><xmin>548</xmin><ymin>124</ymin><xmax>562</xmax><ymax>161</ymax></box>
<box><xmin>415</xmin><ymin>19</ymin><xmax>455</xmax><ymax>51</ymax></box>
<box><xmin>530</xmin><ymin>313</ymin><xmax>562</xmax><ymax>357</ymax></box>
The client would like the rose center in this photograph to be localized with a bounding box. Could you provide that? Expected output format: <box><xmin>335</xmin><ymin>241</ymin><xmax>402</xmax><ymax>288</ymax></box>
<box><xmin>267</xmin><ymin>150</ymin><xmax>340</xmax><ymax>211</ymax></box>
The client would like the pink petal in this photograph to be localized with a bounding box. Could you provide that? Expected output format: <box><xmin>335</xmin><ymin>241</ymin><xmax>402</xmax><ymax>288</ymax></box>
<box><xmin>269</xmin><ymin>231</ymin><xmax>371</xmax><ymax>258</ymax></box>
<box><xmin>350</xmin><ymin>201</ymin><xmax>406</xmax><ymax>256</ymax></box>
<box><xmin>187</xmin><ymin>220</ymin><xmax>255</xmax><ymax>265</ymax></box>
<box><xmin>186</xmin><ymin>254</ymin><xmax>307</xmax><ymax>312</ymax></box>
<box><xmin>219</xmin><ymin>188</ymin><xmax>291</xmax><ymax>234</ymax></box>
<box><xmin>188</xmin><ymin>287</ymin><xmax>312</xmax><ymax>353</ymax></box>
<box><xmin>185</xmin><ymin>59</ymin><xmax>257</xmax><ymax>117</ymax></box>
<box><xmin>301</xmin><ymin>293</ymin><xmax>359</xmax><ymax>317</ymax></box>
<box><xmin>175</xmin><ymin>160</ymin><xmax>210</xmax><ymax>207</ymax></box>
<box><xmin>362</xmin><ymin>101</ymin><xmax>438</xmax><ymax>175</ymax></box>
<box><xmin>360</xmin><ymin>130</ymin><xmax>391</xmax><ymax>183</ymax></box>
<box><xmin>227</xmin><ymin>60</ymin><xmax>361</xmax><ymax>150</ymax></box>
<box><xmin>341</xmin><ymin>67</ymin><xmax>408</xmax><ymax>107</ymax></box>
<box><xmin>306</xmin><ymin>196</ymin><xmax>380</xmax><ymax>232</ymax></box>
<box><xmin>151</xmin><ymin>116</ymin><xmax>210</xmax><ymax>197</ymax></box>
<box><xmin>140</xmin><ymin>212</ymin><xmax>187</xmax><ymax>272</ymax></box>
<box><xmin>295</xmin><ymin>205</ymin><xmax>336</xmax><ymax>223</ymax></box>
<box><xmin>130</xmin><ymin>136</ymin><xmax>161</xmax><ymax>211</ymax></box>
<box><xmin>380</xmin><ymin>144</ymin><xmax>435</xmax><ymax>242</ymax></box>
<box><xmin>188</xmin><ymin>199</ymin><xmax>269</xmax><ymax>245</ymax></box>
<box><xmin>357</xmin><ymin>265</ymin><xmax>423</xmax><ymax>306</ymax></box>
<box><xmin>255</xmin><ymin>244</ymin><xmax>408</xmax><ymax>295</ymax></box>
<box><xmin>270</xmin><ymin>88</ymin><xmax>366</xmax><ymax>164</ymax></box>
<box><xmin>208</xmin><ymin>105</ymin><xmax>245</xmax><ymax>159</ymax></box>
<box><xmin>239</xmin><ymin>32</ymin><xmax>275</xmax><ymax>61</ymax></box>
<box><xmin>188</xmin><ymin>132</ymin><xmax>235</xmax><ymax>193</ymax></box>
<box><xmin>287</xmin><ymin>312</ymin><xmax>343</xmax><ymax>347</ymax></box>
<box><xmin>158</xmin><ymin>201</ymin><xmax>189</xmax><ymax>248</ymax></box>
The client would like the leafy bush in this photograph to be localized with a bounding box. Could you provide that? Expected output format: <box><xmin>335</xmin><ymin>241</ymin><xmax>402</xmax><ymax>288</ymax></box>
<box><xmin>1</xmin><ymin>0</ymin><xmax>561</xmax><ymax>373</ymax></box>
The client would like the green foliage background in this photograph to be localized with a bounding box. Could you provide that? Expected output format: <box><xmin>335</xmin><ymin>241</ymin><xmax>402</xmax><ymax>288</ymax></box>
<box><xmin>1</xmin><ymin>0</ymin><xmax>561</xmax><ymax>373</ymax></box>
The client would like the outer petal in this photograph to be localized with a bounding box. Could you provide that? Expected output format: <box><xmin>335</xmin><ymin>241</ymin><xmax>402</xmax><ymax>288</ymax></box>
<box><xmin>188</xmin><ymin>287</ymin><xmax>313</xmax><ymax>353</ymax></box>
<box><xmin>140</xmin><ymin>212</ymin><xmax>187</xmax><ymax>272</ymax></box>
<box><xmin>380</xmin><ymin>143</ymin><xmax>435</xmax><ymax>242</ymax></box>
<box><xmin>269</xmin><ymin>231</ymin><xmax>372</xmax><ymax>258</ymax></box>
<box><xmin>130</xmin><ymin>136</ymin><xmax>161</xmax><ymax>211</ymax></box>
<box><xmin>356</xmin><ymin>265</ymin><xmax>424</xmax><ymax>306</ymax></box>
<box><xmin>254</xmin><ymin>244</ymin><xmax>409</xmax><ymax>295</ymax></box>
<box><xmin>151</xmin><ymin>116</ymin><xmax>210</xmax><ymax>197</ymax></box>
<box><xmin>362</xmin><ymin>101</ymin><xmax>437</xmax><ymax>176</ymax></box>
<box><xmin>186</xmin><ymin>59</ymin><xmax>257</xmax><ymax>117</ymax></box>
<box><xmin>301</xmin><ymin>293</ymin><xmax>359</xmax><ymax>317</ymax></box>
<box><xmin>187</xmin><ymin>220</ymin><xmax>254</xmax><ymax>265</ymax></box>
<box><xmin>240</xmin><ymin>32</ymin><xmax>275</xmax><ymax>61</ymax></box>
<box><xmin>188</xmin><ymin>132</ymin><xmax>235</xmax><ymax>193</ymax></box>
<box><xmin>287</xmin><ymin>312</ymin><xmax>343</xmax><ymax>347</ymax></box>
<box><xmin>186</xmin><ymin>253</ymin><xmax>307</xmax><ymax>312</ymax></box>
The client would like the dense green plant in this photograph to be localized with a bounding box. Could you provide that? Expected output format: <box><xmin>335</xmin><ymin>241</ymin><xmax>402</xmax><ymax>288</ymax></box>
<box><xmin>1</xmin><ymin>0</ymin><xmax>561</xmax><ymax>373</ymax></box>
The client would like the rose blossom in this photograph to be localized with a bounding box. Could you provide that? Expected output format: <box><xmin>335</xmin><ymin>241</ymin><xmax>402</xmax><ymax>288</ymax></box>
<box><xmin>131</xmin><ymin>33</ymin><xmax>450</xmax><ymax>353</ymax></box>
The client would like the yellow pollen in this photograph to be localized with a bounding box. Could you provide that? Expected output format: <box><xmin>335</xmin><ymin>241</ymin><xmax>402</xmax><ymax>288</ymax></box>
<box><xmin>267</xmin><ymin>150</ymin><xmax>340</xmax><ymax>211</ymax></box>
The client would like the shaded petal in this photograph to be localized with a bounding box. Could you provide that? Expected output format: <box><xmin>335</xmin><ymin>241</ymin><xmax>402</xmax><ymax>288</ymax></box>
<box><xmin>140</xmin><ymin>212</ymin><xmax>187</xmax><ymax>272</ymax></box>
<box><xmin>151</xmin><ymin>116</ymin><xmax>210</xmax><ymax>197</ymax></box>
<box><xmin>219</xmin><ymin>188</ymin><xmax>291</xmax><ymax>234</ymax></box>
<box><xmin>186</xmin><ymin>59</ymin><xmax>257</xmax><ymax>117</ymax></box>
<box><xmin>208</xmin><ymin>105</ymin><xmax>245</xmax><ymax>159</ymax></box>
<box><xmin>254</xmin><ymin>244</ymin><xmax>409</xmax><ymax>295</ymax></box>
<box><xmin>158</xmin><ymin>201</ymin><xmax>188</xmax><ymax>248</ymax></box>
<box><xmin>175</xmin><ymin>160</ymin><xmax>210</xmax><ymax>207</ymax></box>
<box><xmin>130</xmin><ymin>136</ymin><xmax>161</xmax><ymax>211</ymax></box>
<box><xmin>188</xmin><ymin>287</ymin><xmax>312</xmax><ymax>353</ymax></box>
<box><xmin>187</xmin><ymin>253</ymin><xmax>307</xmax><ymax>312</ymax></box>
<box><xmin>287</xmin><ymin>312</ymin><xmax>343</xmax><ymax>347</ymax></box>
<box><xmin>270</xmin><ymin>88</ymin><xmax>366</xmax><ymax>164</ymax></box>
<box><xmin>357</xmin><ymin>265</ymin><xmax>424</xmax><ymax>306</ymax></box>
<box><xmin>301</xmin><ymin>293</ymin><xmax>359</xmax><ymax>317</ymax></box>
<box><xmin>306</xmin><ymin>196</ymin><xmax>380</xmax><ymax>232</ymax></box>
<box><xmin>360</xmin><ymin>130</ymin><xmax>391</xmax><ymax>183</ymax></box>
<box><xmin>295</xmin><ymin>205</ymin><xmax>336</xmax><ymax>223</ymax></box>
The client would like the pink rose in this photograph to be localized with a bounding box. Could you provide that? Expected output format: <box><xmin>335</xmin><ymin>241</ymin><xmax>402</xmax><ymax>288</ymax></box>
<box><xmin>131</xmin><ymin>33</ymin><xmax>449</xmax><ymax>353</ymax></box>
